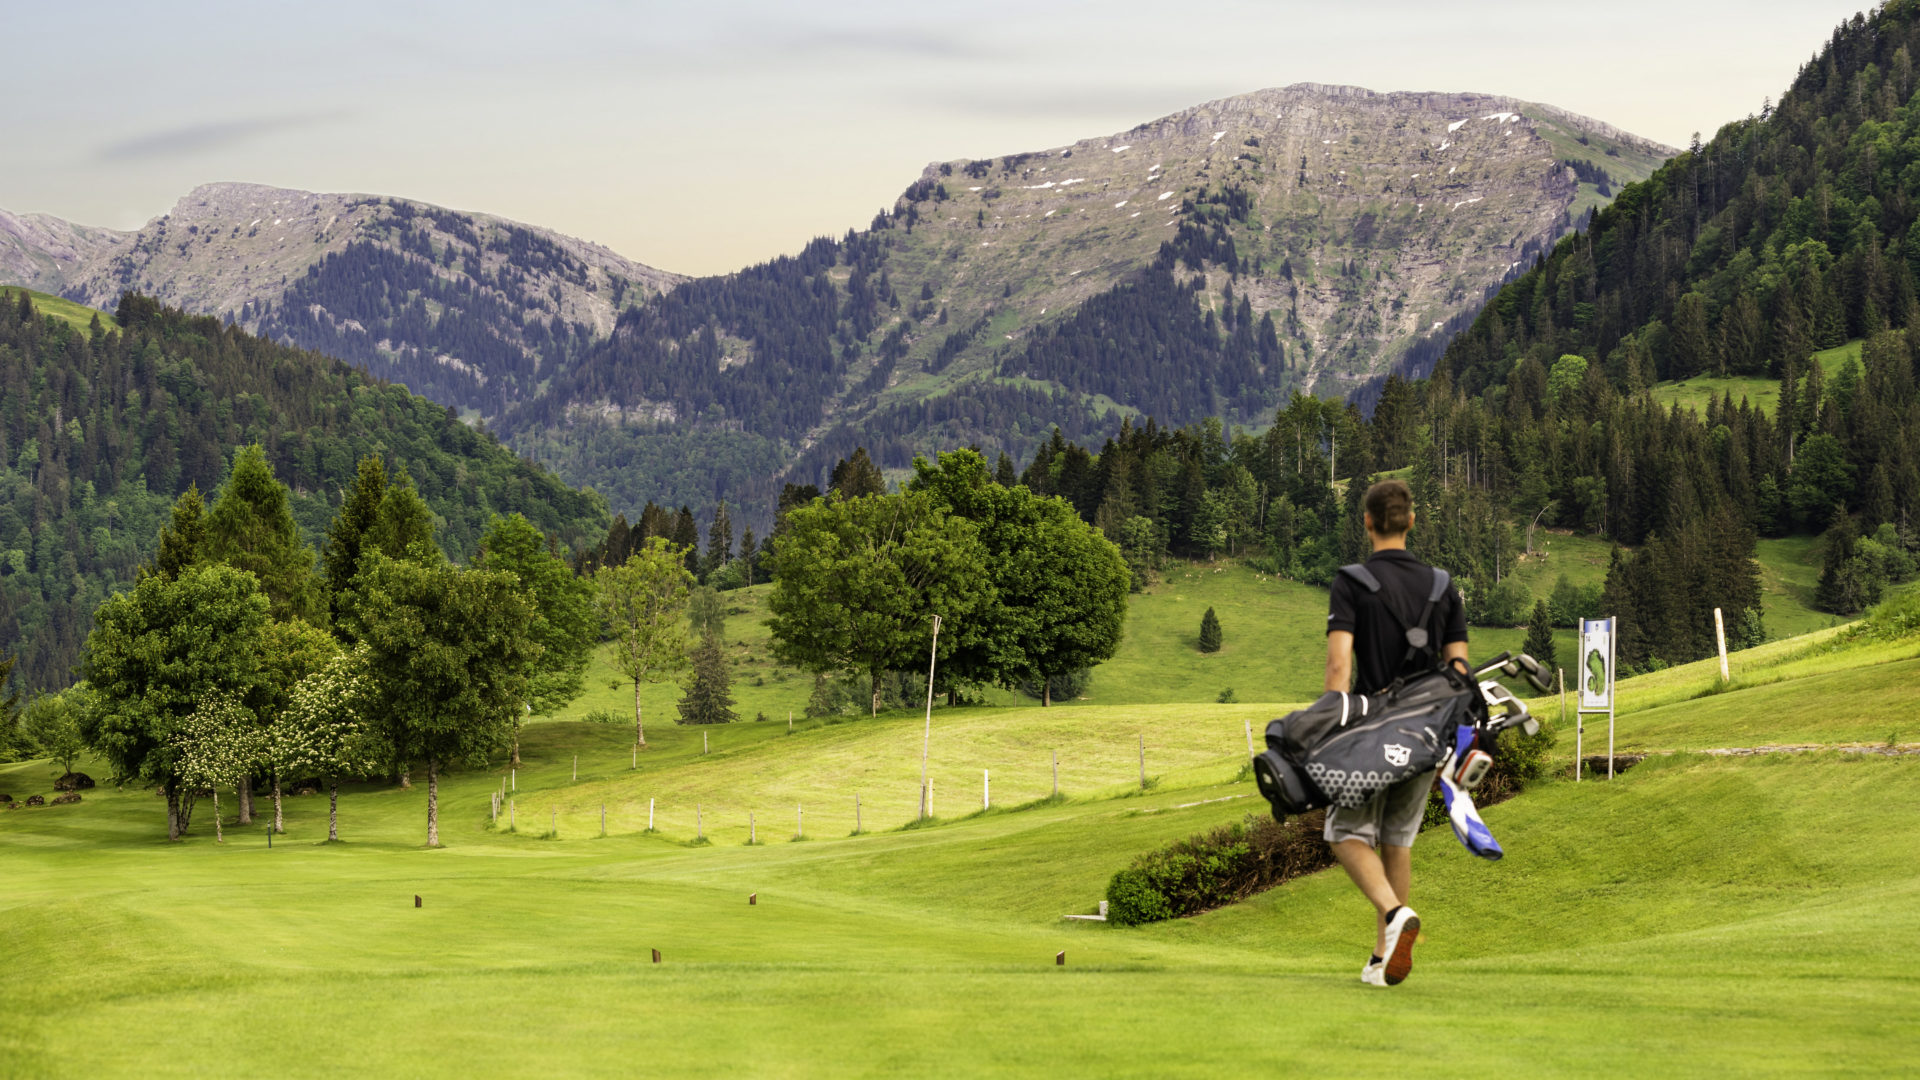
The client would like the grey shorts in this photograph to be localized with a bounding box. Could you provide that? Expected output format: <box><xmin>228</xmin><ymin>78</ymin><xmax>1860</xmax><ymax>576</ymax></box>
<box><xmin>1323</xmin><ymin>769</ymin><xmax>1436</xmax><ymax>848</ymax></box>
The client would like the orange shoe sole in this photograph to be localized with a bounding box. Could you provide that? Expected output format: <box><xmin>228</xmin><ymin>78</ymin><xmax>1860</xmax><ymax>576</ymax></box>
<box><xmin>1383</xmin><ymin>916</ymin><xmax>1420</xmax><ymax>985</ymax></box>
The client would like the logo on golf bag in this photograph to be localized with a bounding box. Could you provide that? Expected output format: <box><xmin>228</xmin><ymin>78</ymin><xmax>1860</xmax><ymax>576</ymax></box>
<box><xmin>1382</xmin><ymin>743</ymin><xmax>1412</xmax><ymax>767</ymax></box>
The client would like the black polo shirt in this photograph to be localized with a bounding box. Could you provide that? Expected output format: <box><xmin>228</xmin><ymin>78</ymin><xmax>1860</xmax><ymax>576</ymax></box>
<box><xmin>1327</xmin><ymin>549</ymin><xmax>1468</xmax><ymax>694</ymax></box>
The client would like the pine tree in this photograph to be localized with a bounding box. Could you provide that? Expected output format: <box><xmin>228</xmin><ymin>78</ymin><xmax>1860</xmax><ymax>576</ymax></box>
<box><xmin>705</xmin><ymin>501</ymin><xmax>733</xmax><ymax>576</ymax></box>
<box><xmin>323</xmin><ymin>456</ymin><xmax>387</xmax><ymax>608</ymax></box>
<box><xmin>205</xmin><ymin>444</ymin><xmax>324</xmax><ymax>624</ymax></box>
<box><xmin>1523</xmin><ymin>599</ymin><xmax>1558</xmax><ymax>671</ymax></box>
<box><xmin>829</xmin><ymin>448</ymin><xmax>887</xmax><ymax>499</ymax></box>
<box><xmin>1198</xmin><ymin>607</ymin><xmax>1222</xmax><ymax>653</ymax></box>
<box><xmin>676</xmin><ymin>632</ymin><xmax>737</xmax><ymax>725</ymax></box>
<box><xmin>148</xmin><ymin>486</ymin><xmax>208</xmax><ymax>582</ymax></box>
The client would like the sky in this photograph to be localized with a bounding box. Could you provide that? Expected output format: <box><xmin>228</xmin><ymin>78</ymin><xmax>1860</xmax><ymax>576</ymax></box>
<box><xmin>3</xmin><ymin>0</ymin><xmax>1869</xmax><ymax>276</ymax></box>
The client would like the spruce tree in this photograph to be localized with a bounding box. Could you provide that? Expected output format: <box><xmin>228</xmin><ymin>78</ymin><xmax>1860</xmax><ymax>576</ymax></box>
<box><xmin>148</xmin><ymin>486</ymin><xmax>208</xmax><ymax>581</ymax></box>
<box><xmin>205</xmin><ymin>445</ymin><xmax>324</xmax><ymax>624</ymax></box>
<box><xmin>705</xmin><ymin>502</ymin><xmax>733</xmax><ymax>575</ymax></box>
<box><xmin>1523</xmin><ymin>599</ymin><xmax>1558</xmax><ymax>671</ymax></box>
<box><xmin>1198</xmin><ymin>607</ymin><xmax>1222</xmax><ymax>653</ymax></box>
<box><xmin>676</xmin><ymin>632</ymin><xmax>737</xmax><ymax>725</ymax></box>
<box><xmin>323</xmin><ymin>456</ymin><xmax>387</xmax><ymax>610</ymax></box>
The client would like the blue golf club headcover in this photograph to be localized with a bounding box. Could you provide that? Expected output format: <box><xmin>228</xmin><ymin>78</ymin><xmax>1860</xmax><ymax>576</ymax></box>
<box><xmin>1438</xmin><ymin>765</ymin><xmax>1503</xmax><ymax>861</ymax></box>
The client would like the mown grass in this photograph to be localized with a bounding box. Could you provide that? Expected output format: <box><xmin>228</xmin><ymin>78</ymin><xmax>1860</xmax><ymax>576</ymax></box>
<box><xmin>3</xmin><ymin>621</ymin><xmax>1916</xmax><ymax>1076</ymax></box>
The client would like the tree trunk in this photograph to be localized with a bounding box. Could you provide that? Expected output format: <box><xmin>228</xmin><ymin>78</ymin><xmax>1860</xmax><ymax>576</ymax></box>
<box><xmin>398</xmin><ymin>764</ymin><xmax>411</xmax><ymax>789</ymax></box>
<box><xmin>180</xmin><ymin>789</ymin><xmax>196</xmax><ymax>833</ymax></box>
<box><xmin>327</xmin><ymin>776</ymin><xmax>339</xmax><ymax>842</ymax></box>
<box><xmin>1043</xmin><ymin>676</ymin><xmax>1052</xmax><ymax>708</ymax></box>
<box><xmin>426</xmin><ymin>755</ymin><xmax>440</xmax><ymax>847</ymax></box>
<box><xmin>166</xmin><ymin>779</ymin><xmax>182</xmax><ymax>841</ymax></box>
<box><xmin>634</xmin><ymin>679</ymin><xmax>647</xmax><ymax>748</ymax></box>
<box><xmin>870</xmin><ymin>663</ymin><xmax>883</xmax><ymax>717</ymax></box>
<box><xmin>213</xmin><ymin>788</ymin><xmax>225</xmax><ymax>843</ymax></box>
<box><xmin>512</xmin><ymin>722</ymin><xmax>522</xmax><ymax>768</ymax></box>
<box><xmin>271</xmin><ymin>770</ymin><xmax>284</xmax><ymax>833</ymax></box>
<box><xmin>238</xmin><ymin>774</ymin><xmax>253</xmax><ymax>825</ymax></box>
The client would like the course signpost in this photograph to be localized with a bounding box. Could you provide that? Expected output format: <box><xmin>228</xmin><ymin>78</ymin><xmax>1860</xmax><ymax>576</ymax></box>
<box><xmin>1577</xmin><ymin>617</ymin><xmax>1618</xmax><ymax>779</ymax></box>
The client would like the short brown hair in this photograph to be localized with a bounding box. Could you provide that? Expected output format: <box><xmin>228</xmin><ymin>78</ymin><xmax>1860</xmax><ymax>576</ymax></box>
<box><xmin>1363</xmin><ymin>478</ymin><xmax>1413</xmax><ymax>536</ymax></box>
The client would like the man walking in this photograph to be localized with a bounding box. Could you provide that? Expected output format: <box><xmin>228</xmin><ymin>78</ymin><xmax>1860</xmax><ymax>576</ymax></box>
<box><xmin>1323</xmin><ymin>478</ymin><xmax>1468</xmax><ymax>988</ymax></box>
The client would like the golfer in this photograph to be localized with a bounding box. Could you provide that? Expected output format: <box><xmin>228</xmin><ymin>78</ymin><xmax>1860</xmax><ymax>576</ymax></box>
<box><xmin>1323</xmin><ymin>478</ymin><xmax>1467</xmax><ymax>987</ymax></box>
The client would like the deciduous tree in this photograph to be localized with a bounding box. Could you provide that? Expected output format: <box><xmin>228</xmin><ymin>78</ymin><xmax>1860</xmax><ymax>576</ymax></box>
<box><xmin>596</xmin><ymin>538</ymin><xmax>694</xmax><ymax>749</ymax></box>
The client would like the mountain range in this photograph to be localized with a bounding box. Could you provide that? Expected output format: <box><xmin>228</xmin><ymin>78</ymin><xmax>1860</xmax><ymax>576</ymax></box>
<box><xmin>0</xmin><ymin>84</ymin><xmax>1673</xmax><ymax>522</ymax></box>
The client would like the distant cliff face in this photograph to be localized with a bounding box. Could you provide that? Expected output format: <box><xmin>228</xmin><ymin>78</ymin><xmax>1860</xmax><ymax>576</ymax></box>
<box><xmin>5</xmin><ymin>183</ymin><xmax>682</xmax><ymax>414</ymax></box>
<box><xmin>893</xmin><ymin>84</ymin><xmax>1673</xmax><ymax>398</ymax></box>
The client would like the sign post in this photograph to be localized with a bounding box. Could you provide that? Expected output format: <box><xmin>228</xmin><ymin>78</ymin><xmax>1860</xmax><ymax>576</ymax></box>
<box><xmin>1577</xmin><ymin>618</ymin><xmax>1618</xmax><ymax>779</ymax></box>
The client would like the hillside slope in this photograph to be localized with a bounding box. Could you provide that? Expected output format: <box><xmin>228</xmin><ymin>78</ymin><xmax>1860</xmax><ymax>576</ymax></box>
<box><xmin>0</xmin><ymin>183</ymin><xmax>683</xmax><ymax>415</ymax></box>
<box><xmin>0</xmin><ymin>289</ymin><xmax>608</xmax><ymax>691</ymax></box>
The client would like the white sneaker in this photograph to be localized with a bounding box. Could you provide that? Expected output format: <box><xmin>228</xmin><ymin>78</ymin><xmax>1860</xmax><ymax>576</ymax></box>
<box><xmin>1381</xmin><ymin>907</ymin><xmax>1421</xmax><ymax>986</ymax></box>
<box><xmin>1360</xmin><ymin>959</ymin><xmax>1387</xmax><ymax>987</ymax></box>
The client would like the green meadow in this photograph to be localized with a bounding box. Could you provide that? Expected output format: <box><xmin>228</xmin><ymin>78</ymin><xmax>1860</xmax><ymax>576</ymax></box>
<box><xmin>5</xmin><ymin>565</ymin><xmax>1916</xmax><ymax>1076</ymax></box>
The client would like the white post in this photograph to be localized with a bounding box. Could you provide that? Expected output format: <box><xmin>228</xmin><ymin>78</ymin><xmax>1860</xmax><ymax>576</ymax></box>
<box><xmin>509</xmin><ymin>799</ymin><xmax>515</xmax><ymax>830</ymax></box>
<box><xmin>919</xmin><ymin>614</ymin><xmax>943</xmax><ymax>819</ymax></box>
<box><xmin>1138</xmin><ymin>733</ymin><xmax>1147</xmax><ymax>789</ymax></box>
<box><xmin>632</xmin><ymin>745</ymin><xmax>636</xmax><ymax>769</ymax></box>
<box><xmin>648</xmin><ymin>797</ymin><xmax>655</xmax><ymax>832</ymax></box>
<box><xmin>1714</xmin><ymin>607</ymin><xmax>1730</xmax><ymax>682</ymax></box>
<box><xmin>511</xmin><ymin>768</ymin><xmax>516</xmax><ymax>792</ymax></box>
<box><xmin>572</xmin><ymin>755</ymin><xmax>577</xmax><ymax>781</ymax></box>
<box><xmin>983</xmin><ymin>769</ymin><xmax>990</xmax><ymax>810</ymax></box>
<box><xmin>750</xmin><ymin>811</ymin><xmax>756</xmax><ymax>845</ymax></box>
<box><xmin>1608</xmin><ymin>621</ymin><xmax>1617</xmax><ymax>780</ymax></box>
<box><xmin>704</xmin><ymin>732</ymin><xmax>709</xmax><ymax>755</ymax></box>
<box><xmin>788</xmin><ymin>711</ymin><xmax>793</xmax><ymax>734</ymax></box>
<box><xmin>1244</xmin><ymin>718</ymin><xmax>1254</xmax><ymax>758</ymax></box>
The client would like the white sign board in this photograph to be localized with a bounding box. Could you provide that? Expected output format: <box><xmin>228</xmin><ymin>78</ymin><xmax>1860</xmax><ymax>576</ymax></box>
<box><xmin>1578</xmin><ymin>618</ymin><xmax>1615</xmax><ymax>710</ymax></box>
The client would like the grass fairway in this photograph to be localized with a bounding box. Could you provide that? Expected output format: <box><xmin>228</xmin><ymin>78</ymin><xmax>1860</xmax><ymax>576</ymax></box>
<box><xmin>5</xmin><ymin>623</ymin><xmax>1918</xmax><ymax>1076</ymax></box>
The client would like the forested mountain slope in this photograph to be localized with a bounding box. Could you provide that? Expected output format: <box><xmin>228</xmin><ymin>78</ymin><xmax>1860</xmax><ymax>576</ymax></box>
<box><xmin>504</xmin><ymin>84</ymin><xmax>1670</xmax><ymax>519</ymax></box>
<box><xmin>0</xmin><ymin>184</ymin><xmax>682</xmax><ymax>416</ymax></box>
<box><xmin>1436</xmin><ymin>2</ymin><xmax>1920</xmax><ymax>546</ymax></box>
<box><xmin>0</xmin><ymin>288</ymin><xmax>609</xmax><ymax>691</ymax></box>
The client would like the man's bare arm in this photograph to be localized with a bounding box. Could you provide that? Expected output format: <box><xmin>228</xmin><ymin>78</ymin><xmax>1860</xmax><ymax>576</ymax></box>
<box><xmin>1325</xmin><ymin>630</ymin><xmax>1354</xmax><ymax>693</ymax></box>
<box><xmin>1444</xmin><ymin>639</ymin><xmax>1469</xmax><ymax>675</ymax></box>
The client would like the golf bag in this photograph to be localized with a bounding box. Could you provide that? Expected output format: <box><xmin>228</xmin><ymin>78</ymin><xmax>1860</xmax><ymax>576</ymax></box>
<box><xmin>1252</xmin><ymin>665</ymin><xmax>1481</xmax><ymax>816</ymax></box>
<box><xmin>1252</xmin><ymin>561</ymin><xmax>1467</xmax><ymax>817</ymax></box>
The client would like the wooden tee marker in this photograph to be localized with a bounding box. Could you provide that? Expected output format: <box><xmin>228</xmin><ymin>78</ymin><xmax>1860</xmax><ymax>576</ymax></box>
<box><xmin>414</xmin><ymin>895</ymin><xmax>421</xmax><ymax>908</ymax></box>
<box><xmin>749</xmin><ymin>892</ymin><xmax>757</xmax><ymax>906</ymax></box>
<box><xmin>1056</xmin><ymin>951</ymin><xmax>1065</xmax><ymax>966</ymax></box>
<box><xmin>651</xmin><ymin>948</ymin><xmax>661</xmax><ymax>964</ymax></box>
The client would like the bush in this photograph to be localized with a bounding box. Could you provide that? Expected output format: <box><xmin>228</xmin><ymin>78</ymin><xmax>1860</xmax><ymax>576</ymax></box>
<box><xmin>579</xmin><ymin>709</ymin><xmax>622</xmax><ymax>725</ymax></box>
<box><xmin>1105</xmin><ymin>812</ymin><xmax>1331</xmax><ymax>926</ymax></box>
<box><xmin>1479</xmin><ymin>577</ymin><xmax>1532</xmax><ymax>627</ymax></box>
<box><xmin>1845</xmin><ymin>587</ymin><xmax>1920</xmax><ymax>643</ymax></box>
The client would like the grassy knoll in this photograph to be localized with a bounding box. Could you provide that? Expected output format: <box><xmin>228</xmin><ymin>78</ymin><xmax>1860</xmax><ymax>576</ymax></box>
<box><xmin>1651</xmin><ymin>339</ymin><xmax>1859</xmax><ymax>416</ymax></box>
<box><xmin>0</xmin><ymin>287</ymin><xmax>116</xmax><ymax>332</ymax></box>
<box><xmin>3</xmin><ymin>617</ymin><xmax>1917</xmax><ymax>1076</ymax></box>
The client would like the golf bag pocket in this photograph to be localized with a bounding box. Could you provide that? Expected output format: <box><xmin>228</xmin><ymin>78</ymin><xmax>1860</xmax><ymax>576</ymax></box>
<box><xmin>1263</xmin><ymin>691</ymin><xmax>1368</xmax><ymax>759</ymax></box>
<box><xmin>1252</xmin><ymin>749</ymin><xmax>1326</xmax><ymax>817</ymax></box>
<box><xmin>1301</xmin><ymin>699</ymin><xmax>1454</xmax><ymax>809</ymax></box>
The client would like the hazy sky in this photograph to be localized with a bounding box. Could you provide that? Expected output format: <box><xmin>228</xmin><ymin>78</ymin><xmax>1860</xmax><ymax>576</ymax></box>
<box><xmin>4</xmin><ymin>0</ymin><xmax>1866</xmax><ymax>276</ymax></box>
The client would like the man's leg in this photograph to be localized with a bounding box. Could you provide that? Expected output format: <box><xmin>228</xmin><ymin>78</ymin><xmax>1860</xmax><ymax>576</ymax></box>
<box><xmin>1331</xmin><ymin>838</ymin><xmax>1400</xmax><ymax>956</ymax></box>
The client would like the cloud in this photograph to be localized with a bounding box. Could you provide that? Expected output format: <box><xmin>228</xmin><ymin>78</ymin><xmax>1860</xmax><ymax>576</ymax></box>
<box><xmin>930</xmin><ymin>84</ymin><xmax>1234</xmax><ymax>121</ymax></box>
<box><xmin>95</xmin><ymin>112</ymin><xmax>346</xmax><ymax>162</ymax></box>
<box><xmin>747</xmin><ymin>24</ymin><xmax>998</xmax><ymax>62</ymax></box>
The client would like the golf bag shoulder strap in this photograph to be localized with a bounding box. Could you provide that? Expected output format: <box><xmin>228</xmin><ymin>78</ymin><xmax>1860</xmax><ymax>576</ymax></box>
<box><xmin>1341</xmin><ymin>562</ymin><xmax>1449</xmax><ymax>671</ymax></box>
<box><xmin>1338</xmin><ymin>563</ymin><xmax>1381</xmax><ymax>592</ymax></box>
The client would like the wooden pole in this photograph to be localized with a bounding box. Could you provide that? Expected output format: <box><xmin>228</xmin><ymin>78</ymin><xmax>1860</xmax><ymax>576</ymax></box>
<box><xmin>703</xmin><ymin>732</ymin><xmax>709</xmax><ymax>755</ymax></box>
<box><xmin>572</xmin><ymin>754</ymin><xmax>577</xmax><ymax>780</ymax></box>
<box><xmin>509</xmin><ymin>798</ymin><xmax>515</xmax><ymax>830</ymax></box>
<box><xmin>1244</xmin><ymin>718</ymin><xmax>1254</xmax><ymax>757</ymax></box>
<box><xmin>750</xmin><ymin>811</ymin><xmax>756</xmax><ymax>845</ymax></box>
<box><xmin>648</xmin><ymin>797</ymin><xmax>654</xmax><ymax>832</ymax></box>
<box><xmin>855</xmin><ymin>793</ymin><xmax>862</xmax><ymax>834</ymax></box>
<box><xmin>983</xmin><ymin>769</ymin><xmax>990</xmax><ymax>810</ymax></box>
<box><xmin>1138</xmin><ymin>733</ymin><xmax>1147</xmax><ymax>789</ymax></box>
<box><xmin>788</xmin><ymin>711</ymin><xmax>793</xmax><ymax>735</ymax></box>
<box><xmin>919</xmin><ymin>614</ymin><xmax>943</xmax><ymax>819</ymax></box>
<box><xmin>511</xmin><ymin>768</ymin><xmax>515</xmax><ymax>792</ymax></box>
